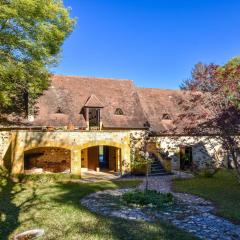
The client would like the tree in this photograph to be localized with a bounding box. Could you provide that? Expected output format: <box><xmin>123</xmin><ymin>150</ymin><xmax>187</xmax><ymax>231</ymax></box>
<box><xmin>0</xmin><ymin>0</ymin><xmax>75</xmax><ymax>116</ymax></box>
<box><xmin>131</xmin><ymin>150</ymin><xmax>152</xmax><ymax>191</ymax></box>
<box><xmin>180</xmin><ymin>62</ymin><xmax>219</xmax><ymax>92</ymax></box>
<box><xmin>178</xmin><ymin>57</ymin><xmax>240</xmax><ymax>182</ymax></box>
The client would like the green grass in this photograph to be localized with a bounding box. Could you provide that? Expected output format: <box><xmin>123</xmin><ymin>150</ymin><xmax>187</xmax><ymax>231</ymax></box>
<box><xmin>173</xmin><ymin>169</ymin><xmax>240</xmax><ymax>223</ymax></box>
<box><xmin>0</xmin><ymin>175</ymin><xmax>197</xmax><ymax>240</ymax></box>
<box><xmin>13</xmin><ymin>173</ymin><xmax>81</xmax><ymax>183</ymax></box>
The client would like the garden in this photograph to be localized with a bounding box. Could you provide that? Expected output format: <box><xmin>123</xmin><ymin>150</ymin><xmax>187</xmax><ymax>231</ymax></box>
<box><xmin>0</xmin><ymin>168</ymin><xmax>196</xmax><ymax>240</ymax></box>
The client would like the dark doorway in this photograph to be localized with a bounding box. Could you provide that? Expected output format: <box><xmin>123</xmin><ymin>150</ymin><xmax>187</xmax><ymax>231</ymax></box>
<box><xmin>89</xmin><ymin>108</ymin><xmax>100</xmax><ymax>129</ymax></box>
<box><xmin>180</xmin><ymin>146</ymin><xmax>193</xmax><ymax>170</ymax></box>
<box><xmin>87</xmin><ymin>146</ymin><xmax>118</xmax><ymax>172</ymax></box>
<box><xmin>99</xmin><ymin>146</ymin><xmax>109</xmax><ymax>169</ymax></box>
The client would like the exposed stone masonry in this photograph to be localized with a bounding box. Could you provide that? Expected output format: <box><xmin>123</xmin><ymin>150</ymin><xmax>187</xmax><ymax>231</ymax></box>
<box><xmin>0</xmin><ymin>131</ymin><xmax>12</xmax><ymax>166</ymax></box>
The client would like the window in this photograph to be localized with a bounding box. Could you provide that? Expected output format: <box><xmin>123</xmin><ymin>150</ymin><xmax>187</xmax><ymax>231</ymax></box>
<box><xmin>143</xmin><ymin>121</ymin><xmax>150</xmax><ymax>128</ymax></box>
<box><xmin>89</xmin><ymin>108</ymin><xmax>101</xmax><ymax>129</ymax></box>
<box><xmin>180</xmin><ymin>146</ymin><xmax>193</xmax><ymax>170</ymax></box>
<box><xmin>56</xmin><ymin>106</ymin><xmax>63</xmax><ymax>114</ymax></box>
<box><xmin>162</xmin><ymin>113</ymin><xmax>171</xmax><ymax>120</ymax></box>
<box><xmin>115</xmin><ymin>108</ymin><xmax>124</xmax><ymax>115</ymax></box>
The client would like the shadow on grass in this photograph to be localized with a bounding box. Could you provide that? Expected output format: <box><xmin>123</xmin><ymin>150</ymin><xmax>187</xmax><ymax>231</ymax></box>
<box><xmin>0</xmin><ymin>176</ymin><xmax>20</xmax><ymax>240</ymax></box>
<box><xmin>0</xmin><ymin>177</ymin><xmax>196</xmax><ymax>240</ymax></box>
<box><xmin>0</xmin><ymin>172</ymin><xmax>38</xmax><ymax>240</ymax></box>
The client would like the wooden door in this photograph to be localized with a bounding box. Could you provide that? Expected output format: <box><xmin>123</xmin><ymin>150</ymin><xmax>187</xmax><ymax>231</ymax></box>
<box><xmin>88</xmin><ymin>146</ymin><xmax>99</xmax><ymax>170</ymax></box>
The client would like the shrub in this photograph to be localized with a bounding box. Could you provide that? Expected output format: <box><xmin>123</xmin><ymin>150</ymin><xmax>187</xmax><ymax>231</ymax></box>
<box><xmin>122</xmin><ymin>190</ymin><xmax>174</xmax><ymax>209</ymax></box>
<box><xmin>0</xmin><ymin>166</ymin><xmax>9</xmax><ymax>178</ymax></box>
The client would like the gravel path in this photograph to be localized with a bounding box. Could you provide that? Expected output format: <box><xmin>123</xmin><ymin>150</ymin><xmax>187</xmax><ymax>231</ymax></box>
<box><xmin>81</xmin><ymin>175</ymin><xmax>240</xmax><ymax>240</ymax></box>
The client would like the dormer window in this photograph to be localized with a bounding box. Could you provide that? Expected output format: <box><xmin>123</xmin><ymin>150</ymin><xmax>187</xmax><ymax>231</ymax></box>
<box><xmin>162</xmin><ymin>113</ymin><xmax>171</xmax><ymax>120</ymax></box>
<box><xmin>83</xmin><ymin>94</ymin><xmax>104</xmax><ymax>130</ymax></box>
<box><xmin>56</xmin><ymin>106</ymin><xmax>63</xmax><ymax>114</ymax></box>
<box><xmin>115</xmin><ymin>108</ymin><xmax>124</xmax><ymax>115</ymax></box>
<box><xmin>89</xmin><ymin>108</ymin><xmax>101</xmax><ymax>129</ymax></box>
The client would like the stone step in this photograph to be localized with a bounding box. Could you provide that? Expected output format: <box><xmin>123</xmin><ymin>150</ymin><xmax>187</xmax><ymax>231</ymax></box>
<box><xmin>150</xmin><ymin>170</ymin><xmax>166</xmax><ymax>174</ymax></box>
<box><xmin>149</xmin><ymin>172</ymin><xmax>172</xmax><ymax>176</ymax></box>
<box><xmin>151</xmin><ymin>162</ymin><xmax>162</xmax><ymax>166</ymax></box>
<box><xmin>151</xmin><ymin>162</ymin><xmax>162</xmax><ymax>165</ymax></box>
<box><xmin>150</xmin><ymin>167</ymin><xmax>165</xmax><ymax>171</ymax></box>
<box><xmin>151</xmin><ymin>163</ymin><xmax>164</xmax><ymax>167</ymax></box>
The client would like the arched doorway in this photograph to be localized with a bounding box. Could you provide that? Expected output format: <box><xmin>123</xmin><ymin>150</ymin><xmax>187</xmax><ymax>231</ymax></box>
<box><xmin>81</xmin><ymin>145</ymin><xmax>121</xmax><ymax>172</ymax></box>
<box><xmin>24</xmin><ymin>147</ymin><xmax>71</xmax><ymax>173</ymax></box>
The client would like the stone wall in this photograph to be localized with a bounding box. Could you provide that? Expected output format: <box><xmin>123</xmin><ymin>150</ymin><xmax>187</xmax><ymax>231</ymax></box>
<box><xmin>1</xmin><ymin>128</ymin><xmax>229</xmax><ymax>174</ymax></box>
<box><xmin>0</xmin><ymin>131</ymin><xmax>12</xmax><ymax>167</ymax></box>
<box><xmin>129</xmin><ymin>131</ymin><xmax>226</xmax><ymax>171</ymax></box>
<box><xmin>81</xmin><ymin>148</ymin><xmax>88</xmax><ymax>169</ymax></box>
<box><xmin>154</xmin><ymin>136</ymin><xmax>224</xmax><ymax>170</ymax></box>
<box><xmin>9</xmin><ymin>130</ymin><xmax>131</xmax><ymax>174</ymax></box>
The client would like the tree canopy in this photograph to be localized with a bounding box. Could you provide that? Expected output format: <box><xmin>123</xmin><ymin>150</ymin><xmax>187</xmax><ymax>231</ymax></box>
<box><xmin>179</xmin><ymin>57</ymin><xmax>240</xmax><ymax>181</ymax></box>
<box><xmin>0</xmin><ymin>0</ymin><xmax>75</xmax><ymax>115</ymax></box>
<box><xmin>180</xmin><ymin>57</ymin><xmax>240</xmax><ymax>103</ymax></box>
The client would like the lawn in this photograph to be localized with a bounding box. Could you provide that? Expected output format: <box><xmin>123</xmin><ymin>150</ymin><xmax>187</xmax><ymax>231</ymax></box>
<box><xmin>0</xmin><ymin>173</ymin><xmax>197</xmax><ymax>240</ymax></box>
<box><xmin>173</xmin><ymin>169</ymin><xmax>240</xmax><ymax>223</ymax></box>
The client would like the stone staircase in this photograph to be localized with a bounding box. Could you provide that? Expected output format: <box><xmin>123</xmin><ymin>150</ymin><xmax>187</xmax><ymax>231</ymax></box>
<box><xmin>149</xmin><ymin>153</ymin><xmax>171</xmax><ymax>176</ymax></box>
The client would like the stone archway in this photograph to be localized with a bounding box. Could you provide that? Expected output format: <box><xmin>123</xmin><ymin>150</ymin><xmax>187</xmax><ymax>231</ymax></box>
<box><xmin>79</xmin><ymin>140</ymin><xmax>128</xmax><ymax>174</ymax></box>
<box><xmin>11</xmin><ymin>131</ymin><xmax>131</xmax><ymax>175</ymax></box>
<box><xmin>81</xmin><ymin>145</ymin><xmax>121</xmax><ymax>173</ymax></box>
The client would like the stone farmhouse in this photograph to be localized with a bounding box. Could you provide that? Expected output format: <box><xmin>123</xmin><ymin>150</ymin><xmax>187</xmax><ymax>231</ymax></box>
<box><xmin>0</xmin><ymin>75</ymin><xmax>225</xmax><ymax>175</ymax></box>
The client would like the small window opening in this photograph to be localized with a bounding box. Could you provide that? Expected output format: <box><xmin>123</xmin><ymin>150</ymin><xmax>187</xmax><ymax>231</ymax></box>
<box><xmin>162</xmin><ymin>113</ymin><xmax>171</xmax><ymax>120</ymax></box>
<box><xmin>115</xmin><ymin>108</ymin><xmax>124</xmax><ymax>115</ymax></box>
<box><xmin>144</xmin><ymin>121</ymin><xmax>150</xmax><ymax>128</ymax></box>
<box><xmin>56</xmin><ymin>106</ymin><xmax>63</xmax><ymax>114</ymax></box>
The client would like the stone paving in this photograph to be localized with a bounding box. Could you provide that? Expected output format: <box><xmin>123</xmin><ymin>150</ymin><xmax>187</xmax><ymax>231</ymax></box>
<box><xmin>81</xmin><ymin>189</ymin><xmax>153</xmax><ymax>222</ymax></box>
<box><xmin>81</xmin><ymin>174</ymin><xmax>240</xmax><ymax>240</ymax></box>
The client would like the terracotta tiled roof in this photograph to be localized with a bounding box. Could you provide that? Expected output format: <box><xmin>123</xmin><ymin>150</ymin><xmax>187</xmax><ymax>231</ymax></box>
<box><xmin>31</xmin><ymin>75</ymin><xmax>148</xmax><ymax>129</ymax></box>
<box><xmin>0</xmin><ymin>75</ymin><xmax>207</xmax><ymax>133</ymax></box>
<box><xmin>137</xmin><ymin>88</ymin><xmax>206</xmax><ymax>134</ymax></box>
<box><xmin>84</xmin><ymin>94</ymin><xmax>104</xmax><ymax>108</ymax></box>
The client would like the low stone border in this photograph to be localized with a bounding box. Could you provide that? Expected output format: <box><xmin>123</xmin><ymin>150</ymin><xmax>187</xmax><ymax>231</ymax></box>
<box><xmin>81</xmin><ymin>189</ymin><xmax>153</xmax><ymax>222</ymax></box>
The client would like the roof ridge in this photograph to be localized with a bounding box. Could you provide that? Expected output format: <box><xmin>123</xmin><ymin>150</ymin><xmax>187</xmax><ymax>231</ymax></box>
<box><xmin>137</xmin><ymin>87</ymin><xmax>182</xmax><ymax>92</ymax></box>
<box><xmin>53</xmin><ymin>74</ymin><xmax>133</xmax><ymax>82</ymax></box>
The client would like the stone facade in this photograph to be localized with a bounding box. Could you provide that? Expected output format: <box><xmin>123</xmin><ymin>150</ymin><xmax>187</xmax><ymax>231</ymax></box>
<box><xmin>1</xmin><ymin>130</ymin><xmax>131</xmax><ymax>175</ymax></box>
<box><xmin>0</xmin><ymin>131</ymin><xmax>12</xmax><ymax>167</ymax></box>
<box><xmin>128</xmin><ymin>131</ymin><xmax>226</xmax><ymax>171</ymax></box>
<box><xmin>0</xmin><ymin>129</ymin><xmax>229</xmax><ymax>175</ymax></box>
<box><xmin>154</xmin><ymin>136</ymin><xmax>224</xmax><ymax>170</ymax></box>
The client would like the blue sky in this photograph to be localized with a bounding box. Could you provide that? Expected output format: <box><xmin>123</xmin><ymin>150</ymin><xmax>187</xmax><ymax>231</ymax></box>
<box><xmin>52</xmin><ymin>0</ymin><xmax>240</xmax><ymax>89</ymax></box>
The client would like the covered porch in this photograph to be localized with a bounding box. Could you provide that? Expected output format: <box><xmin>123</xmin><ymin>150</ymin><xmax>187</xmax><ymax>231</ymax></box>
<box><xmin>81</xmin><ymin>145</ymin><xmax>121</xmax><ymax>174</ymax></box>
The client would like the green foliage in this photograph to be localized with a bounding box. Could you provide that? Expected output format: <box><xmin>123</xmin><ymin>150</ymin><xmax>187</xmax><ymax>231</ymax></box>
<box><xmin>0</xmin><ymin>166</ymin><xmax>8</xmax><ymax>177</ymax></box>
<box><xmin>131</xmin><ymin>151</ymin><xmax>152</xmax><ymax>174</ymax></box>
<box><xmin>0</xmin><ymin>0</ymin><xmax>75</xmax><ymax>113</ymax></box>
<box><xmin>122</xmin><ymin>190</ymin><xmax>174</xmax><ymax>209</ymax></box>
<box><xmin>0</xmin><ymin>166</ymin><xmax>9</xmax><ymax>188</ymax></box>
